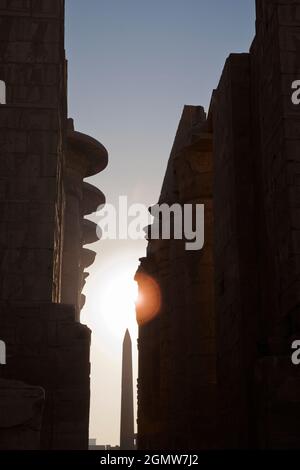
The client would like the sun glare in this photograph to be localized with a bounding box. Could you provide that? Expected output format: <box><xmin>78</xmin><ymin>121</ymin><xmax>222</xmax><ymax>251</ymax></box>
<box><xmin>85</xmin><ymin>259</ymin><xmax>139</xmax><ymax>351</ymax></box>
<box><xmin>135</xmin><ymin>273</ymin><xmax>161</xmax><ymax>326</ymax></box>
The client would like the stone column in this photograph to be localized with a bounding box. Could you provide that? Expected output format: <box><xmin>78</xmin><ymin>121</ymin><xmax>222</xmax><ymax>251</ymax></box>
<box><xmin>136</xmin><ymin>107</ymin><xmax>217</xmax><ymax>450</ymax></box>
<box><xmin>61</xmin><ymin>119</ymin><xmax>108</xmax><ymax>320</ymax></box>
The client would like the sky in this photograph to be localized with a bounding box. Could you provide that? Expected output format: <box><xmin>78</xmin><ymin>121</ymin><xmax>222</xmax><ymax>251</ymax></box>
<box><xmin>65</xmin><ymin>0</ymin><xmax>255</xmax><ymax>446</ymax></box>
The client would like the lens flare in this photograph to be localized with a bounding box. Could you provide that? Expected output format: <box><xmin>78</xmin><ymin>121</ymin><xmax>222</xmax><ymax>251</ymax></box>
<box><xmin>135</xmin><ymin>273</ymin><xmax>161</xmax><ymax>326</ymax></box>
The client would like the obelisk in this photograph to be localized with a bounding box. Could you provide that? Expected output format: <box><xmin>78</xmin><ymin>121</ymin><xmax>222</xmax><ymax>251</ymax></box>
<box><xmin>120</xmin><ymin>329</ymin><xmax>135</xmax><ymax>450</ymax></box>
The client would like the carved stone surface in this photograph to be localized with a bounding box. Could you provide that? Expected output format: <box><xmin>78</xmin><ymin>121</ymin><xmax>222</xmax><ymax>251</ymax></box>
<box><xmin>0</xmin><ymin>378</ymin><xmax>44</xmax><ymax>450</ymax></box>
<box><xmin>0</xmin><ymin>302</ymin><xmax>91</xmax><ymax>449</ymax></box>
<box><xmin>61</xmin><ymin>119</ymin><xmax>108</xmax><ymax>320</ymax></box>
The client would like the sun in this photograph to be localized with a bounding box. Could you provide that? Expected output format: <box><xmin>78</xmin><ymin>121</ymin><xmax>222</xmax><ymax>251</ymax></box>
<box><xmin>84</xmin><ymin>256</ymin><xmax>139</xmax><ymax>352</ymax></box>
<box><xmin>99</xmin><ymin>268</ymin><xmax>138</xmax><ymax>337</ymax></box>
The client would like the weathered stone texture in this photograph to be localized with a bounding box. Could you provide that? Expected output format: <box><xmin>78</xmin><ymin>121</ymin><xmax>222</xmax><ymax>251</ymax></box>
<box><xmin>249</xmin><ymin>0</ymin><xmax>300</xmax><ymax>448</ymax></box>
<box><xmin>212</xmin><ymin>0</ymin><xmax>300</xmax><ymax>448</ymax></box>
<box><xmin>0</xmin><ymin>302</ymin><xmax>91</xmax><ymax>449</ymax></box>
<box><xmin>137</xmin><ymin>107</ymin><xmax>217</xmax><ymax>449</ymax></box>
<box><xmin>212</xmin><ymin>54</ymin><xmax>259</xmax><ymax>448</ymax></box>
<box><xmin>0</xmin><ymin>0</ymin><xmax>66</xmax><ymax>303</ymax></box>
<box><xmin>0</xmin><ymin>379</ymin><xmax>44</xmax><ymax>450</ymax></box>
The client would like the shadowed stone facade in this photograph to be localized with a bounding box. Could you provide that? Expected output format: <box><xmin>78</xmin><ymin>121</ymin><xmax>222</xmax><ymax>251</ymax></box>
<box><xmin>136</xmin><ymin>106</ymin><xmax>217</xmax><ymax>449</ymax></box>
<box><xmin>136</xmin><ymin>0</ymin><xmax>300</xmax><ymax>450</ymax></box>
<box><xmin>0</xmin><ymin>379</ymin><xmax>44</xmax><ymax>450</ymax></box>
<box><xmin>0</xmin><ymin>0</ymin><xmax>107</xmax><ymax>449</ymax></box>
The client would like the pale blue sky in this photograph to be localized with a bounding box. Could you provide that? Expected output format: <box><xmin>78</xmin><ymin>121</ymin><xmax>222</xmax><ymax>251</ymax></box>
<box><xmin>65</xmin><ymin>0</ymin><xmax>255</xmax><ymax>446</ymax></box>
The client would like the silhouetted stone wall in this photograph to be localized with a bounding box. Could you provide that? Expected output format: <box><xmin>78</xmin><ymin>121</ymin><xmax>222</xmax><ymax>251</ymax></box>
<box><xmin>0</xmin><ymin>379</ymin><xmax>44</xmax><ymax>450</ymax></box>
<box><xmin>137</xmin><ymin>0</ymin><xmax>300</xmax><ymax>450</ymax></box>
<box><xmin>0</xmin><ymin>0</ymin><xmax>67</xmax><ymax>303</ymax></box>
<box><xmin>0</xmin><ymin>0</ymin><xmax>108</xmax><ymax>449</ymax></box>
<box><xmin>250</xmin><ymin>0</ymin><xmax>300</xmax><ymax>448</ymax></box>
<box><xmin>212</xmin><ymin>54</ymin><xmax>259</xmax><ymax>448</ymax></box>
<box><xmin>137</xmin><ymin>107</ymin><xmax>218</xmax><ymax>449</ymax></box>
<box><xmin>0</xmin><ymin>303</ymin><xmax>91</xmax><ymax>449</ymax></box>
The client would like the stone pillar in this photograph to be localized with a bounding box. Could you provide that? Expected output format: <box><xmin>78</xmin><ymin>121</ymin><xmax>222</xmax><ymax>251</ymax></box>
<box><xmin>212</xmin><ymin>53</ymin><xmax>258</xmax><ymax>448</ymax></box>
<box><xmin>136</xmin><ymin>255</ymin><xmax>163</xmax><ymax>450</ymax></box>
<box><xmin>250</xmin><ymin>0</ymin><xmax>300</xmax><ymax>448</ymax></box>
<box><xmin>136</xmin><ymin>106</ymin><xmax>217</xmax><ymax>450</ymax></box>
<box><xmin>61</xmin><ymin>119</ymin><xmax>108</xmax><ymax>320</ymax></box>
<box><xmin>174</xmin><ymin>132</ymin><xmax>217</xmax><ymax>449</ymax></box>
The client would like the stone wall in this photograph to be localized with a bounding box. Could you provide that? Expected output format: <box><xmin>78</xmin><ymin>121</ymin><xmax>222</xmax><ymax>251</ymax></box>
<box><xmin>0</xmin><ymin>0</ymin><xmax>66</xmax><ymax>303</ymax></box>
<box><xmin>0</xmin><ymin>302</ymin><xmax>91</xmax><ymax>449</ymax></box>
<box><xmin>249</xmin><ymin>0</ymin><xmax>300</xmax><ymax>448</ymax></box>
<box><xmin>212</xmin><ymin>0</ymin><xmax>300</xmax><ymax>449</ymax></box>
<box><xmin>137</xmin><ymin>0</ymin><xmax>300</xmax><ymax>450</ymax></box>
<box><xmin>0</xmin><ymin>0</ymin><xmax>107</xmax><ymax>449</ymax></box>
<box><xmin>0</xmin><ymin>378</ymin><xmax>44</xmax><ymax>450</ymax></box>
<box><xmin>212</xmin><ymin>54</ymin><xmax>259</xmax><ymax>448</ymax></box>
